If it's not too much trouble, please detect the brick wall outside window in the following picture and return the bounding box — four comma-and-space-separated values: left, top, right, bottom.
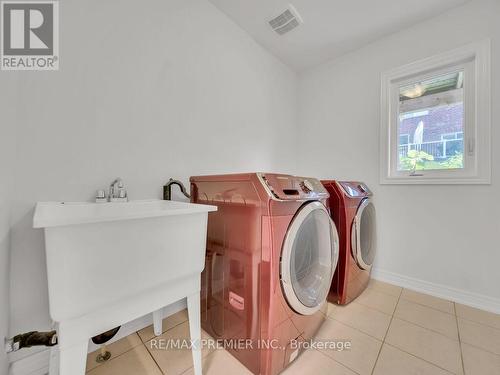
399, 103, 463, 142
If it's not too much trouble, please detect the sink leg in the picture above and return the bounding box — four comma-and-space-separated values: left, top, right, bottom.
153, 308, 163, 336
59, 341, 88, 375
48, 346, 59, 375
187, 293, 202, 375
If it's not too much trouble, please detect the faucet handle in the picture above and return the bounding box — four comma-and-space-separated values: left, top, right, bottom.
118, 188, 127, 199
109, 188, 128, 202
96, 190, 107, 203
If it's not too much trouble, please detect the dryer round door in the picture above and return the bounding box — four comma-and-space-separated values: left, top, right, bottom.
280, 201, 339, 316
351, 198, 376, 270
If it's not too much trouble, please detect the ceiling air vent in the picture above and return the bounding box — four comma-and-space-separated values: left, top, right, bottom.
268, 5, 303, 35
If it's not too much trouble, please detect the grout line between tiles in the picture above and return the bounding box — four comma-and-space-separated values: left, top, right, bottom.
455, 314, 500, 358
383, 342, 456, 375
455, 314, 500, 332
458, 338, 500, 358
385, 317, 465, 374
312, 348, 362, 375
328, 316, 387, 342
334, 283, 498, 375
399, 295, 456, 315
390, 315, 459, 342
454, 303, 466, 375
369, 284, 402, 375
326, 296, 397, 341
178, 349, 220, 375
327, 316, 385, 343
326, 300, 393, 343
398, 296, 455, 316
143, 342, 165, 375
373, 287, 462, 374
334, 299, 394, 317
366, 284, 403, 299
354, 298, 397, 316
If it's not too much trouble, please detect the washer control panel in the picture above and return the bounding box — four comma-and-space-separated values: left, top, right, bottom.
299, 180, 314, 193
259, 174, 329, 200
338, 181, 372, 197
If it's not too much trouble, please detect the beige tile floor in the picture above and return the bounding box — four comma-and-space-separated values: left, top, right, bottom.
85, 280, 500, 375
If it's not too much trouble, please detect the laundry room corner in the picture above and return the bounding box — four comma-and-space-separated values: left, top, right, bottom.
295, 0, 500, 311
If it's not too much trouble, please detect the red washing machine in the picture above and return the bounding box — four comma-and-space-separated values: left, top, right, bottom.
321, 181, 376, 305
190, 173, 339, 375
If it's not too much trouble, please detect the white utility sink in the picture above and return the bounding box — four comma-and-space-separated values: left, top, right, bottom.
34, 199, 216, 375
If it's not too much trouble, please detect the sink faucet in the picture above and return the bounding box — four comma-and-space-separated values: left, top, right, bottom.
109, 178, 128, 202
163, 178, 190, 200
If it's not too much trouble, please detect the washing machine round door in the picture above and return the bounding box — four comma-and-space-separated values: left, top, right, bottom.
351, 198, 376, 270
280, 201, 339, 315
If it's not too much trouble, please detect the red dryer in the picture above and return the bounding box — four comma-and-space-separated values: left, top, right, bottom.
321, 181, 376, 305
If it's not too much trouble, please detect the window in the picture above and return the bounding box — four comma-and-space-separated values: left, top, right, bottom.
380, 40, 491, 184
399, 134, 409, 145
397, 71, 465, 171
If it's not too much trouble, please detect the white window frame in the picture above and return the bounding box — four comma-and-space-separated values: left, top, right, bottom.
380, 40, 491, 184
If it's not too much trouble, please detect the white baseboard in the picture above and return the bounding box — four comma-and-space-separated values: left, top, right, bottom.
371, 268, 500, 314
8, 299, 187, 375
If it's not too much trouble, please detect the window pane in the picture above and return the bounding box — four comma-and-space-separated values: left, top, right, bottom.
397, 71, 464, 171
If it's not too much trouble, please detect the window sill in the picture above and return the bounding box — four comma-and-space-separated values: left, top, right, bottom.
380, 175, 491, 185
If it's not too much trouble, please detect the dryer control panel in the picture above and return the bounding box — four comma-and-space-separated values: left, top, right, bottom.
258, 173, 329, 201
338, 181, 372, 198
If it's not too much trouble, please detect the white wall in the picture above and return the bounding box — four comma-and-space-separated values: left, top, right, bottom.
0, 67, 20, 374
5, 0, 297, 363
297, 0, 500, 309
0, 73, 17, 375
0, 161, 11, 375
0, 207, 9, 375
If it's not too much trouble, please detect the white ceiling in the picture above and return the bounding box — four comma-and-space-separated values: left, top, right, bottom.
208, 0, 469, 71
